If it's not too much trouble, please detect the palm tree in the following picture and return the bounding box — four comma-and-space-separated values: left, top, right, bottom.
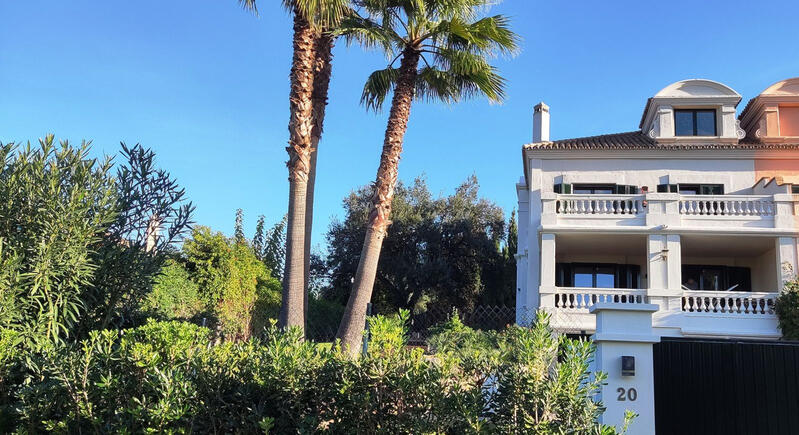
335, 0, 518, 354
304, 32, 336, 321
238, 0, 345, 333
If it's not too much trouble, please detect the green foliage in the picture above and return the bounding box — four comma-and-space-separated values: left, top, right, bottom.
261, 215, 287, 281
776, 279, 799, 340
491, 313, 608, 433
234, 208, 245, 245
3, 314, 628, 433
428, 310, 500, 373
142, 259, 204, 321
0, 136, 117, 343
366, 309, 409, 354
183, 226, 281, 340
339, 0, 519, 110
84, 142, 194, 332
0, 136, 193, 345
325, 176, 515, 313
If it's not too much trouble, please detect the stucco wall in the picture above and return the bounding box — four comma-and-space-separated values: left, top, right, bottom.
539, 158, 757, 194
779, 106, 799, 136
754, 159, 799, 185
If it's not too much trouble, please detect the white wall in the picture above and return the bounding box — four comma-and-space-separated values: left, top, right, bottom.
540, 158, 757, 194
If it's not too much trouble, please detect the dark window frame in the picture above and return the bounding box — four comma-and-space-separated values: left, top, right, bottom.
674, 109, 717, 136
556, 262, 641, 289
677, 184, 724, 195
572, 184, 616, 194
681, 264, 751, 292
557, 184, 639, 195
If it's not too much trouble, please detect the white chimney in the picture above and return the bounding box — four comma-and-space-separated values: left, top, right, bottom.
533, 102, 550, 142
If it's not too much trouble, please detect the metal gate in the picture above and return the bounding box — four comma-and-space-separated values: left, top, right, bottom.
653, 338, 799, 435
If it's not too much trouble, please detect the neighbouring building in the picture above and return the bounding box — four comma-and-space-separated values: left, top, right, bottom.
516, 78, 799, 339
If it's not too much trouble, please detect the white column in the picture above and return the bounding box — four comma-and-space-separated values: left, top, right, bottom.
647, 234, 681, 331
774, 194, 795, 229
522, 159, 543, 325
591, 303, 660, 435
776, 237, 798, 287
646, 234, 680, 293
516, 180, 530, 325
538, 233, 556, 323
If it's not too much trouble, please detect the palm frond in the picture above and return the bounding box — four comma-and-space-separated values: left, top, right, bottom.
237, 0, 258, 16
283, 0, 351, 29
336, 13, 400, 53
422, 48, 507, 103
361, 67, 400, 110
356, 0, 516, 108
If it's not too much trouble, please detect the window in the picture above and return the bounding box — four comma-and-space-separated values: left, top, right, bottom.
657, 184, 723, 194
792, 185, 799, 194
555, 184, 638, 194
676, 184, 724, 195
681, 265, 751, 291
556, 263, 640, 289
674, 109, 717, 136
573, 184, 615, 194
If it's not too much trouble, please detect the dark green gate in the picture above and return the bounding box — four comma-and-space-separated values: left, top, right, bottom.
653, 338, 799, 434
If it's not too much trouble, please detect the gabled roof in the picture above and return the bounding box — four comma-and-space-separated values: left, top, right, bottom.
524, 131, 799, 151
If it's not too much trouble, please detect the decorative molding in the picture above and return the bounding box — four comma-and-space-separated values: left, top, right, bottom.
735, 120, 746, 139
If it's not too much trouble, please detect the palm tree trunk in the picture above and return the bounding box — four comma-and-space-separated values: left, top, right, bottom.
337, 48, 420, 355
303, 34, 335, 324
279, 13, 317, 333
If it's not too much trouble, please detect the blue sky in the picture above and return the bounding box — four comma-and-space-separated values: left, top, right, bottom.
2, 0, 799, 252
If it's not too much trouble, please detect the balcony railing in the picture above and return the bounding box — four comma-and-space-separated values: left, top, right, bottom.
542, 192, 795, 229
550, 287, 647, 311
679, 195, 775, 217
555, 195, 644, 216
682, 290, 776, 316
541, 287, 780, 336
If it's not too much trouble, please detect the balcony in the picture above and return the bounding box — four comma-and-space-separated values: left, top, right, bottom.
534, 233, 782, 338
540, 287, 779, 337
541, 192, 798, 231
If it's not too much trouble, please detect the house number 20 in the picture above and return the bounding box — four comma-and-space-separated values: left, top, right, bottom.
616, 387, 637, 401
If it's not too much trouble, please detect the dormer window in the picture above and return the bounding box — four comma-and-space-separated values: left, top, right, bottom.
674, 109, 716, 136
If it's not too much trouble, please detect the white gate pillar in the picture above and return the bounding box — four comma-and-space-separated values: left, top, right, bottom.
590, 302, 660, 435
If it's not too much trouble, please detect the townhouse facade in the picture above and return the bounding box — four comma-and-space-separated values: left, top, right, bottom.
516, 78, 799, 339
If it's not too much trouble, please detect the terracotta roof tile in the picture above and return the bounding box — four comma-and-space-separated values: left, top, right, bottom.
524, 131, 799, 151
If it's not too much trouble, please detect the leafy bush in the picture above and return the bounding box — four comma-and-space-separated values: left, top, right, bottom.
2, 314, 630, 434
0, 137, 117, 343
776, 279, 799, 340
0, 136, 193, 344
183, 227, 281, 340
142, 259, 205, 320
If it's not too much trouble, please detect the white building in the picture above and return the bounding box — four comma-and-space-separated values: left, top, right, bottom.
516, 78, 799, 339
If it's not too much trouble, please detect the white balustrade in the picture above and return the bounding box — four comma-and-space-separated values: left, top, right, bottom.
681, 291, 776, 315
678, 195, 775, 217
551, 287, 647, 310
555, 195, 644, 216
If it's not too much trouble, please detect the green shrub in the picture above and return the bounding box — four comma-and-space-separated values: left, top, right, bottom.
0, 137, 117, 343
776, 279, 799, 340
0, 137, 193, 344
4, 314, 629, 434
142, 259, 205, 321
183, 227, 281, 340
